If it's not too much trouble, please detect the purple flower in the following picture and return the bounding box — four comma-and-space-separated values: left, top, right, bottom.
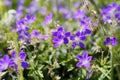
70, 31, 87, 48
11, 51, 28, 71
104, 37, 118, 46
73, 2, 81, 8
16, 14, 36, 44
26, 0, 40, 14
0, 51, 28, 72
24, 14, 36, 24
3, 0, 12, 7
80, 17, 91, 29
0, 55, 11, 72
30, 30, 49, 40
73, 9, 85, 20
39, 7, 47, 15
57, 5, 72, 19
42, 12, 53, 26
52, 26, 70, 48
15, 0, 25, 21
76, 51, 92, 69
101, 2, 120, 24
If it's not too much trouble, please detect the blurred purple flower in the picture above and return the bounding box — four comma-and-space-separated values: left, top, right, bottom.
11, 51, 28, 71
0, 55, 12, 72
73, 9, 85, 20
42, 12, 53, 26
31, 30, 49, 40
3, 0, 12, 7
70, 30, 91, 48
104, 37, 118, 46
27, 0, 40, 14
101, 2, 120, 24
24, 14, 36, 24
73, 2, 81, 8
52, 26, 70, 48
39, 7, 47, 15
76, 51, 92, 69
16, 0, 25, 21
16, 14, 36, 44
58, 5, 72, 19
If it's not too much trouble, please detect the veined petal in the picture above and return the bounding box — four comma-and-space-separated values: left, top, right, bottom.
63, 37, 69, 44
76, 62, 83, 67
79, 42, 85, 48
83, 51, 88, 58
76, 54, 82, 60
19, 52, 27, 60
21, 61, 29, 69
3, 55, 10, 61
88, 56, 92, 61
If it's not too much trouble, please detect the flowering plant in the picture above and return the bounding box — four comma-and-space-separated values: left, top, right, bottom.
0, 0, 120, 80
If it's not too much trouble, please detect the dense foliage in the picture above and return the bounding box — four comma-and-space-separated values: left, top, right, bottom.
0, 0, 120, 80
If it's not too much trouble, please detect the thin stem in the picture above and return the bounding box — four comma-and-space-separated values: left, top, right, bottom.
13, 33, 24, 80
109, 46, 114, 80
82, 0, 107, 36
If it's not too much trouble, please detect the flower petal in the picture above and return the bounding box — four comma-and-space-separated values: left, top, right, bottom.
21, 61, 29, 69
84, 62, 90, 69
19, 52, 27, 60
79, 42, 85, 48
88, 56, 92, 61
76, 54, 82, 60
83, 51, 88, 58
76, 62, 83, 67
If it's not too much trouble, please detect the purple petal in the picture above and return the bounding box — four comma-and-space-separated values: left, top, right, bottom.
31, 30, 40, 37
76, 54, 82, 60
57, 26, 64, 32
88, 56, 92, 61
76, 62, 83, 67
72, 42, 77, 48
3, 55, 10, 61
9, 60, 15, 67
0, 67, 5, 72
85, 29, 91, 34
111, 37, 117, 46
79, 42, 85, 48
26, 14, 31, 20
117, 6, 120, 11
54, 43, 61, 48
83, 51, 88, 58
19, 52, 27, 60
65, 32, 71, 37
84, 62, 90, 69
104, 37, 110, 45
80, 36, 86, 41
39, 35, 49, 40
63, 37, 69, 44
42, 21, 47, 26
52, 31, 58, 36
0, 59, 3, 65
31, 15, 36, 22
70, 35, 75, 40
52, 38, 59, 43
76, 31, 81, 36
21, 61, 29, 69
57, 33, 64, 39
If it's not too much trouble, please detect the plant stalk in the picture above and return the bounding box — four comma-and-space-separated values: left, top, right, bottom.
109, 46, 114, 80
13, 33, 24, 80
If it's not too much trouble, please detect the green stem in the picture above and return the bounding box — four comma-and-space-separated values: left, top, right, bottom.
13, 33, 24, 80
109, 46, 114, 80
